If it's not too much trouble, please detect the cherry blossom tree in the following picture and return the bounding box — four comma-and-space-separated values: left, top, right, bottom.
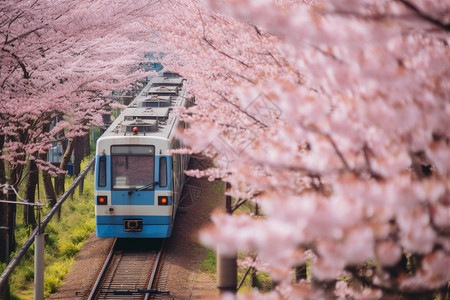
1, 0, 448, 298
1, 0, 158, 170
0, 1, 158, 295
149, 0, 450, 298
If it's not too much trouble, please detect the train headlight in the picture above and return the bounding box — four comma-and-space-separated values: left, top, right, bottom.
158, 196, 169, 205
97, 196, 107, 205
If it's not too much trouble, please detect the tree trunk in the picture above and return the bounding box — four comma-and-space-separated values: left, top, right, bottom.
1, 129, 26, 259
0, 158, 9, 300
73, 136, 84, 177
84, 131, 91, 157
0, 134, 9, 263
6, 130, 26, 253
39, 152, 57, 207
39, 123, 58, 207
7, 172, 17, 254
0, 201, 8, 262
23, 157, 38, 227
55, 139, 74, 195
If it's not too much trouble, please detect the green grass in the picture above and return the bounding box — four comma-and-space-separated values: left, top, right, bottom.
201, 248, 217, 277
209, 180, 224, 195
8, 156, 96, 299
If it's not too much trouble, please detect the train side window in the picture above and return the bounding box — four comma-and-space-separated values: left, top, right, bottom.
159, 157, 167, 187
98, 156, 107, 187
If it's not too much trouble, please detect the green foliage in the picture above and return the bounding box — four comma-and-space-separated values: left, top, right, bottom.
252, 272, 272, 291
44, 261, 73, 297
9, 155, 96, 299
201, 248, 217, 276
45, 231, 58, 249
59, 240, 82, 258
235, 251, 274, 294
90, 127, 102, 153
44, 277, 59, 297
237, 266, 272, 294
209, 181, 224, 195
9, 294, 24, 300
70, 221, 95, 245
235, 199, 259, 215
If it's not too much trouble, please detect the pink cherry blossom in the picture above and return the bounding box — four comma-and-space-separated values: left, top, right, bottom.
148, 0, 450, 297
2, 0, 449, 298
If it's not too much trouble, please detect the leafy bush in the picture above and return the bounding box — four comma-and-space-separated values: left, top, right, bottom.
59, 240, 82, 258
70, 222, 94, 245
45, 261, 72, 296
44, 276, 60, 296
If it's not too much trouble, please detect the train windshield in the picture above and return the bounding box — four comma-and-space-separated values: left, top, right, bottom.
111, 145, 155, 190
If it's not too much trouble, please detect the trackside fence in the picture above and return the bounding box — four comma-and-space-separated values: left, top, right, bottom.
0, 157, 96, 289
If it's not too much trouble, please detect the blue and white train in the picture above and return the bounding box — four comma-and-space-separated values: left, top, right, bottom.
94, 72, 191, 238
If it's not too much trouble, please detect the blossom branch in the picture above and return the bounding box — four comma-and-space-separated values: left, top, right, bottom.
202, 37, 250, 68
397, 0, 450, 32
216, 92, 268, 128
1, 48, 30, 79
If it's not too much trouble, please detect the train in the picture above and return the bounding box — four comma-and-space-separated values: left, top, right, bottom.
94, 72, 191, 238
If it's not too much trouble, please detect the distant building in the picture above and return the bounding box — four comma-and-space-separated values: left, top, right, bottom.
47, 143, 74, 175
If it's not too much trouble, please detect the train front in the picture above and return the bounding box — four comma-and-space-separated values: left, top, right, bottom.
94, 135, 173, 238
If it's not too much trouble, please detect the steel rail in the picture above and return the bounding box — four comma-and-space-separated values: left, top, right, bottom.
87, 238, 117, 300
88, 240, 168, 299
144, 239, 167, 300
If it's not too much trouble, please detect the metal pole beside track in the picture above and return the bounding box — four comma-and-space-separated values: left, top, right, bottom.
217, 182, 237, 295
34, 225, 44, 300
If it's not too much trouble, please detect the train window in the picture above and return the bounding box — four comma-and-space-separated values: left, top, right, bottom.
159, 157, 167, 187
111, 145, 155, 190
98, 156, 107, 187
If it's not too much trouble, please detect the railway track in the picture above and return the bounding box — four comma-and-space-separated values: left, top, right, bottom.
88, 238, 168, 300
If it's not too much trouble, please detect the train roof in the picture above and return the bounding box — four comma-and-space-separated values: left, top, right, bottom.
151, 76, 185, 87
147, 85, 179, 96
123, 107, 171, 120
100, 74, 187, 141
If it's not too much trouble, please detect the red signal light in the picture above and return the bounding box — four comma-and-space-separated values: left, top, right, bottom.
97, 196, 107, 205
133, 126, 138, 133
158, 196, 169, 205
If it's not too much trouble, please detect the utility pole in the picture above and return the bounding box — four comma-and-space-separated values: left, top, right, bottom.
217, 182, 237, 295
35, 206, 44, 300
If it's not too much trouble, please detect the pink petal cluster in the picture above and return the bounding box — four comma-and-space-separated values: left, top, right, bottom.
1, 0, 157, 170
147, 0, 450, 297
3, 0, 449, 298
